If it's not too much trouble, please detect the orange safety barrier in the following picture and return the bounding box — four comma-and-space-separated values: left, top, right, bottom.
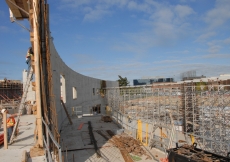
77, 123, 84, 130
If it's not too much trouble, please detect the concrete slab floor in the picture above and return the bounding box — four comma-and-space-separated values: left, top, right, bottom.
60, 115, 162, 162
0, 114, 46, 162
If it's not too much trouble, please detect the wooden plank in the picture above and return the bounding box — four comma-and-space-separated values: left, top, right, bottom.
22, 0, 28, 14
5, 0, 22, 18
60, 100, 73, 125
21, 150, 28, 162
110, 137, 134, 162
29, 9, 34, 27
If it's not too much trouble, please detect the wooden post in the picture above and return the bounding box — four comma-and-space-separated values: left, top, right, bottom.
61, 100, 72, 125
3, 111, 8, 149
33, 0, 43, 147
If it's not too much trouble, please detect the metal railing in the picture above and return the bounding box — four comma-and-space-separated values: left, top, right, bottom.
42, 117, 62, 162
106, 81, 230, 156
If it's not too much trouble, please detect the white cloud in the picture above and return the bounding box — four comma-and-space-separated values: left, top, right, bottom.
208, 44, 221, 54
83, 9, 111, 22
153, 63, 230, 79
166, 50, 190, 54
151, 7, 174, 22
179, 0, 196, 2
72, 54, 103, 64
127, 1, 153, 13
174, 5, 195, 19
205, 37, 230, 54
72, 59, 149, 81
111, 2, 195, 52
202, 54, 230, 59
59, 0, 195, 49
60, 0, 130, 22
223, 37, 230, 44
0, 26, 10, 32
60, 0, 92, 8
195, 32, 216, 42
195, 64, 230, 77
204, 0, 230, 28
154, 60, 181, 64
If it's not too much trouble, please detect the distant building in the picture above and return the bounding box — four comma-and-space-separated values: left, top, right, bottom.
182, 75, 206, 81
133, 78, 174, 86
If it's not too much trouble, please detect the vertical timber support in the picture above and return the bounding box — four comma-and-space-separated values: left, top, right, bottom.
3, 111, 8, 149
33, 0, 43, 147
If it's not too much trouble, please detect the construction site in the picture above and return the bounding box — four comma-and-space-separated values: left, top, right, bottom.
0, 78, 22, 109
0, 0, 230, 162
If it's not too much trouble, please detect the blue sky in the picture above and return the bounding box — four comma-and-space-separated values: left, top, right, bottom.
0, 0, 230, 84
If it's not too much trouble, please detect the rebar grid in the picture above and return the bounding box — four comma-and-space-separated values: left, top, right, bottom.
106, 81, 230, 156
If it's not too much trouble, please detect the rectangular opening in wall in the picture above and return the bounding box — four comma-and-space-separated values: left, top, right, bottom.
73, 87, 77, 99
93, 88, 95, 95
60, 74, 66, 103
96, 88, 99, 95
100, 80, 106, 97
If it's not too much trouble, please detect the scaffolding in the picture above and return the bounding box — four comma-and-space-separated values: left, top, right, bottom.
0, 79, 23, 102
0, 79, 22, 112
106, 79, 230, 156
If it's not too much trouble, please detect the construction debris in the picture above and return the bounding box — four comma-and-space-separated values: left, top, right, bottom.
109, 135, 152, 161
167, 143, 230, 162
101, 115, 112, 122
29, 147, 45, 157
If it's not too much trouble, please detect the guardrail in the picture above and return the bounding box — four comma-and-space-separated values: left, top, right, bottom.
42, 117, 62, 162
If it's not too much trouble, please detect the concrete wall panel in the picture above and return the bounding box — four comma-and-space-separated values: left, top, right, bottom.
49, 38, 118, 131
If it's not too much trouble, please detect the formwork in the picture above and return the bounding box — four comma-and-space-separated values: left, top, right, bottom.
0, 79, 23, 101
106, 79, 230, 156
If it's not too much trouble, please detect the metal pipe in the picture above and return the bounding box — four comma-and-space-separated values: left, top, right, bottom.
43, 135, 52, 162
42, 118, 60, 149
12, 18, 30, 32
42, 118, 62, 162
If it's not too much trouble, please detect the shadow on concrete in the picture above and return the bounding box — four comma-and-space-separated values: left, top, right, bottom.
60, 115, 125, 162
13, 134, 34, 143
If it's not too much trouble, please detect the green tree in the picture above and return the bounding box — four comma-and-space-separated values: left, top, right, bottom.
118, 75, 129, 86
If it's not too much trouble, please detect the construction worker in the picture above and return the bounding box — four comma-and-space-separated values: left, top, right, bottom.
1, 109, 18, 143
26, 47, 33, 64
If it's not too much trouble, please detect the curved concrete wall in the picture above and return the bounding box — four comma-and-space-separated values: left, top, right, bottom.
49, 38, 118, 131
